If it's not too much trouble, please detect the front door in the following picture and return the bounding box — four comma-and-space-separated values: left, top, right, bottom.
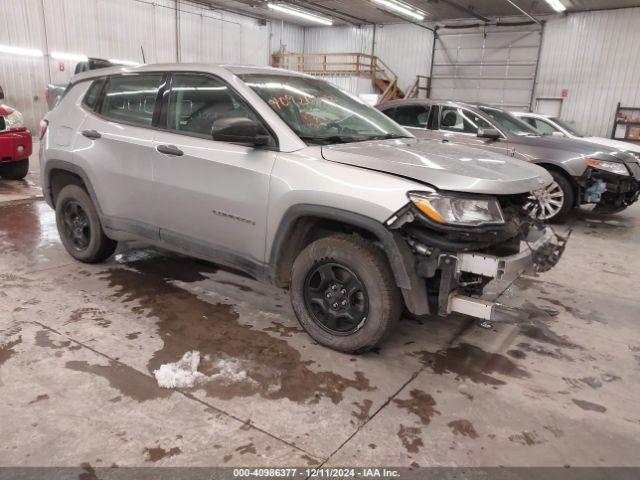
150, 72, 277, 267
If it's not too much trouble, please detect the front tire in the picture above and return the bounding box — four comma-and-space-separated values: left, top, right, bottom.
0, 158, 29, 180
55, 184, 117, 263
290, 234, 402, 353
524, 170, 574, 223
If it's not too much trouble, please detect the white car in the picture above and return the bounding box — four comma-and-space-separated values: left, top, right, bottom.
512, 111, 640, 159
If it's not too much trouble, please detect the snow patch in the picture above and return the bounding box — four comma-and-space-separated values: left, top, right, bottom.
154, 351, 255, 389
154, 351, 205, 389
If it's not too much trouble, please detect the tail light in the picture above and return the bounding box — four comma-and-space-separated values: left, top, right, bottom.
39, 119, 49, 140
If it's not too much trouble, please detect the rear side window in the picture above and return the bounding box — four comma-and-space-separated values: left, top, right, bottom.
388, 105, 431, 128
100, 74, 164, 127
83, 78, 106, 111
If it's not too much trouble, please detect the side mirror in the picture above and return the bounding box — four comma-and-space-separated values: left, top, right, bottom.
477, 128, 501, 140
212, 117, 270, 146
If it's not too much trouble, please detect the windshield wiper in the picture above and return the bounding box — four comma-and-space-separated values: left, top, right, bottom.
366, 134, 412, 141
298, 135, 355, 145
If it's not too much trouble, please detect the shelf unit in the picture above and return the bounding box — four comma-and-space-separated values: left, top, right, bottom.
611, 102, 640, 143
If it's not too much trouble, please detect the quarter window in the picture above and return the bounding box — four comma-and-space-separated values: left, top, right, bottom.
440, 107, 492, 134
387, 105, 431, 128
100, 74, 164, 127
83, 78, 106, 112
167, 73, 262, 138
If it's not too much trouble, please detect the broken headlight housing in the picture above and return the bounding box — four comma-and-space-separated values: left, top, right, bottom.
408, 192, 505, 227
586, 158, 629, 176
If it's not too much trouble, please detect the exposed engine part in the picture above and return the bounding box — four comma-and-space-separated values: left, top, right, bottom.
583, 179, 607, 203
406, 236, 432, 256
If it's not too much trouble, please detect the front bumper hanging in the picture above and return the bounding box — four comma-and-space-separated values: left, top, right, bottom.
445, 225, 568, 321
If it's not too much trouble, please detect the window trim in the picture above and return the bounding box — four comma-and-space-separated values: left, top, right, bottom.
81, 78, 108, 112
158, 71, 279, 151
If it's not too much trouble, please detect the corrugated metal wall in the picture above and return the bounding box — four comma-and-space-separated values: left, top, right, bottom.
534, 7, 640, 137
0, 0, 302, 132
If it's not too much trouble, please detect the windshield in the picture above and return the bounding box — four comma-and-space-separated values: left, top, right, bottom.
479, 107, 539, 136
239, 74, 411, 145
551, 117, 584, 137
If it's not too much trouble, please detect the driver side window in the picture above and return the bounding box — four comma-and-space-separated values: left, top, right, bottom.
439, 107, 491, 134
167, 73, 260, 137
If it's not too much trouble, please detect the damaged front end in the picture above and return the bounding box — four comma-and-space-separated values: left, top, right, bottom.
580, 157, 640, 213
386, 191, 568, 323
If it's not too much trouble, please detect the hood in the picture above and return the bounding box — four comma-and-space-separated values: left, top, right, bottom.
512, 134, 636, 162
583, 136, 640, 156
322, 138, 552, 195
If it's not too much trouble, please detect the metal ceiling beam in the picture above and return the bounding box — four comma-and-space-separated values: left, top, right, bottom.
505, 0, 542, 24
287, 0, 372, 25
368, 1, 436, 31
438, 0, 491, 22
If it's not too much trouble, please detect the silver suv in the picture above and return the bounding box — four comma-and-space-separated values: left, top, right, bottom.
377, 99, 640, 222
40, 64, 566, 353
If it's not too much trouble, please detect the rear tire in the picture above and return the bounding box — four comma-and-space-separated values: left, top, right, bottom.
0, 158, 29, 180
55, 184, 117, 263
290, 234, 402, 353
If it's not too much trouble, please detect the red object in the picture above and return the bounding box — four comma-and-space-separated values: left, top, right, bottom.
0, 128, 33, 164
561, 89, 569, 98
59, 61, 65, 72
0, 105, 15, 116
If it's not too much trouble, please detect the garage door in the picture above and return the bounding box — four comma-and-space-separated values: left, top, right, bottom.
430, 25, 542, 111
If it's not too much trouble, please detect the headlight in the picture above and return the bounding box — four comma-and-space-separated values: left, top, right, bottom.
586, 158, 629, 176
5, 109, 24, 129
408, 192, 505, 226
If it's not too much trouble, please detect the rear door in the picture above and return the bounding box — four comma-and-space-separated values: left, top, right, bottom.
76, 73, 165, 239
429, 105, 509, 156
150, 72, 277, 266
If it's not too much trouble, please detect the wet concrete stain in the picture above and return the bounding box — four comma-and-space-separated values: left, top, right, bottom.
65, 360, 172, 402
519, 322, 581, 350
236, 443, 257, 455
416, 343, 530, 386
447, 419, 479, 439
543, 425, 564, 438
0, 201, 59, 257
368, 443, 377, 449
100, 264, 375, 404
217, 280, 256, 293
507, 349, 526, 359
393, 390, 440, 425
579, 376, 603, 389
27, 394, 50, 405
509, 431, 543, 446
0, 338, 21, 366
516, 342, 571, 360
35, 330, 71, 349
572, 399, 607, 413
300, 454, 318, 466
126, 332, 141, 340
144, 446, 182, 462
351, 399, 373, 425
397, 425, 423, 453
68, 308, 111, 328
262, 321, 303, 338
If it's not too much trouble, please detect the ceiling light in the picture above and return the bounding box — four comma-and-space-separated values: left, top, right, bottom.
108, 58, 140, 66
545, 0, 566, 12
51, 52, 88, 62
371, 0, 425, 21
0, 45, 43, 57
267, 3, 333, 25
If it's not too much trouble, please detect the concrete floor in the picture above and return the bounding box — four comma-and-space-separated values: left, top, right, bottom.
1, 149, 639, 468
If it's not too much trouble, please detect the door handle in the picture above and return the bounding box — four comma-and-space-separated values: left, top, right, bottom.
156, 144, 184, 156
81, 129, 101, 139
442, 138, 449, 143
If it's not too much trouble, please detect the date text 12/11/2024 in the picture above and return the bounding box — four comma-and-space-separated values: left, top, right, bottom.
233, 468, 401, 478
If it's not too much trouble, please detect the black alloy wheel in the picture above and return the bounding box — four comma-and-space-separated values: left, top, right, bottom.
303, 262, 369, 335
61, 200, 91, 251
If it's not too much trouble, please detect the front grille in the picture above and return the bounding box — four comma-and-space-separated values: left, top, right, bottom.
627, 162, 640, 181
